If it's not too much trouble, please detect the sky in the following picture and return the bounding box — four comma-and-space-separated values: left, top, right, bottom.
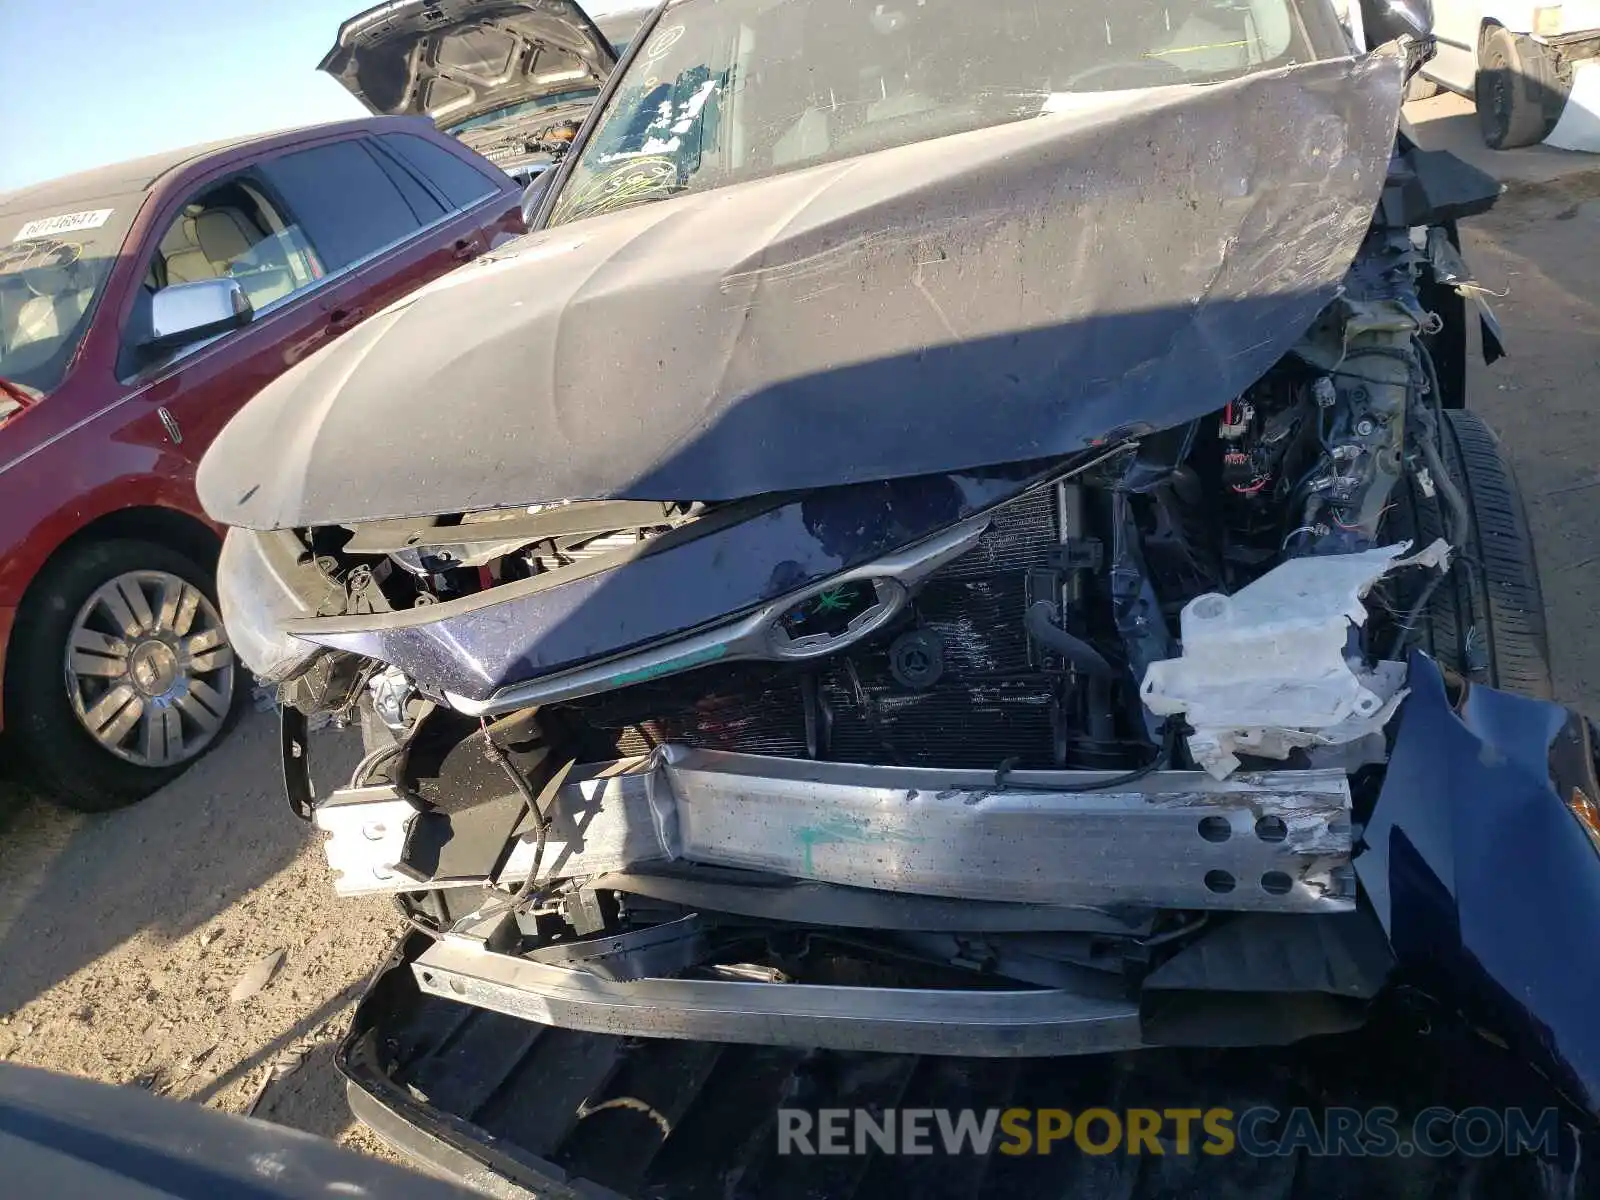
0, 0, 646, 194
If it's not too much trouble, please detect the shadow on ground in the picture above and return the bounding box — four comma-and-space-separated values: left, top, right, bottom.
0, 712, 361, 1016
1405, 91, 1599, 187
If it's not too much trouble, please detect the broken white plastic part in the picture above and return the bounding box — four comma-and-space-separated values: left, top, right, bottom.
1141, 540, 1450, 779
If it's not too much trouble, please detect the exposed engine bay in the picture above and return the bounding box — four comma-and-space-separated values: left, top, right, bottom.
304, 344, 1450, 781
449, 108, 588, 183
197, 31, 1600, 1174
218, 136, 1572, 1070
271, 150, 1494, 785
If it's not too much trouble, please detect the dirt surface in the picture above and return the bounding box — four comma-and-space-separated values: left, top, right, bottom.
1406, 91, 1600, 186
0, 130, 1597, 1179
0, 715, 404, 1160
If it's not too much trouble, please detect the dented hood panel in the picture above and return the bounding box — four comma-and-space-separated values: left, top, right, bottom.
200, 54, 1404, 531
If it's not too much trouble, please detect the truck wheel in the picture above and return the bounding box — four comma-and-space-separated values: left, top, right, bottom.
1477, 26, 1560, 149
1394, 410, 1553, 698
5, 539, 243, 812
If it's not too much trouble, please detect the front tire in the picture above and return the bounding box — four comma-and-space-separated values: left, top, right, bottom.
5, 538, 243, 812
1477, 27, 1561, 150
1395, 410, 1553, 698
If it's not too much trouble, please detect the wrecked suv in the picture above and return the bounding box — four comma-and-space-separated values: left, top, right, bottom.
201, 0, 1600, 1192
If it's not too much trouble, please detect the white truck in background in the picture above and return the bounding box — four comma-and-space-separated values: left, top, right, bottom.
1409, 1, 1600, 149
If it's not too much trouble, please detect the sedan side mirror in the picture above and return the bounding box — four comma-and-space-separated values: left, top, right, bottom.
1364, 0, 1434, 44
143, 278, 253, 354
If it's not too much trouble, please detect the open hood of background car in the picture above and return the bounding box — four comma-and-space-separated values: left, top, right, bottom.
201, 54, 1405, 531
319, 0, 616, 128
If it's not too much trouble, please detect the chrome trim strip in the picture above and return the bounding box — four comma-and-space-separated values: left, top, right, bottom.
443, 517, 992, 716
319, 749, 1355, 913
411, 936, 1145, 1057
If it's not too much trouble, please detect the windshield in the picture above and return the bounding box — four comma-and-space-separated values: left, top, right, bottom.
446, 89, 602, 135
0, 194, 141, 394
552, 0, 1335, 226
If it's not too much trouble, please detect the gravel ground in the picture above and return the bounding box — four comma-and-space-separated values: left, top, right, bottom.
0, 146, 1597, 1174
0, 715, 403, 1158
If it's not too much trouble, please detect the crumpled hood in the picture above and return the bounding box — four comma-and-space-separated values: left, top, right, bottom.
200, 54, 1404, 532
319, 0, 614, 127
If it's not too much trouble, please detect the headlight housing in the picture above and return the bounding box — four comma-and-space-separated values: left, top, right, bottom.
216, 528, 336, 682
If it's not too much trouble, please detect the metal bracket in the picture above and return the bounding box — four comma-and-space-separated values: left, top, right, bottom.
280, 706, 315, 821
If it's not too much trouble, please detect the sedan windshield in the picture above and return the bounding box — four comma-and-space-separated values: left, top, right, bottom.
0, 195, 141, 394
551, 0, 1340, 226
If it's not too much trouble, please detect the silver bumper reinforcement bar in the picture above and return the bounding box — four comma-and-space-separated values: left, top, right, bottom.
412, 935, 1146, 1057
319, 747, 1354, 913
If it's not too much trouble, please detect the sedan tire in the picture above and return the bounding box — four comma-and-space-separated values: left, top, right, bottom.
5, 538, 244, 812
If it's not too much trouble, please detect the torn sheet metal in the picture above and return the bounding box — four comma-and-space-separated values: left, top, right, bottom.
318, 747, 1355, 912
1362, 654, 1600, 1115
284, 470, 1038, 705
1141, 541, 1449, 778
200, 54, 1405, 529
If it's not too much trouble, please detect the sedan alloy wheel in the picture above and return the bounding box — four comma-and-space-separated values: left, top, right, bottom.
63, 569, 236, 767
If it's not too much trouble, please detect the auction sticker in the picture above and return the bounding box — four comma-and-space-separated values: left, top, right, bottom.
12, 209, 112, 241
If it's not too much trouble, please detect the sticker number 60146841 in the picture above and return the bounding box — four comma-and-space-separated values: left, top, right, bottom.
12, 209, 113, 242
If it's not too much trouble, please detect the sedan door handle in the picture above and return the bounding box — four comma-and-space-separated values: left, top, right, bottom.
327, 306, 367, 332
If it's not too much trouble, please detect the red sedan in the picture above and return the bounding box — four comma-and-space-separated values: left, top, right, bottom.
0, 116, 524, 810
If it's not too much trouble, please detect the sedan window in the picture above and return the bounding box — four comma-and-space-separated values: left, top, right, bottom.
119, 175, 326, 379
146, 179, 323, 316
378, 133, 507, 210
258, 139, 426, 271
0, 194, 141, 394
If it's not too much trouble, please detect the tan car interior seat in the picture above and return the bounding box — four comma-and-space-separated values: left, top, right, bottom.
161, 207, 256, 283
159, 204, 296, 310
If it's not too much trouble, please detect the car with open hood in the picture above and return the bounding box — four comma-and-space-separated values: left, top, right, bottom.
0, 118, 524, 811
202, 1, 1600, 1193
320, 0, 632, 185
